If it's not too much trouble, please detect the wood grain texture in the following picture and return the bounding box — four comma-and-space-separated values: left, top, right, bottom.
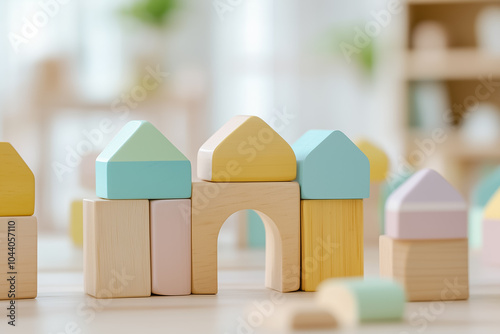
150, 199, 191, 296
292, 130, 370, 199
70, 200, 83, 247
379, 235, 469, 302
317, 278, 405, 327
191, 181, 300, 294
0, 216, 37, 300
197, 115, 296, 182
96, 120, 191, 199
84, 199, 151, 298
0, 143, 35, 216
269, 302, 338, 330
301, 199, 364, 292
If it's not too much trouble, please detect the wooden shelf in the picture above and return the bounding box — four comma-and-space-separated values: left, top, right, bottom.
408, 0, 500, 5
405, 49, 500, 80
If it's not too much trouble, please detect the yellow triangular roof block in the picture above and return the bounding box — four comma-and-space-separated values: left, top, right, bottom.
484, 187, 500, 220
356, 139, 389, 182
198, 115, 296, 181
0, 143, 35, 216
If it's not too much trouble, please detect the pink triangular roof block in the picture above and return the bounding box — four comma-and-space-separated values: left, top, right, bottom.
385, 169, 468, 240
386, 169, 466, 212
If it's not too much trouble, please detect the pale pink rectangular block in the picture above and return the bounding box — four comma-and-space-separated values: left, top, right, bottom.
385, 210, 467, 240
150, 199, 191, 295
483, 220, 500, 265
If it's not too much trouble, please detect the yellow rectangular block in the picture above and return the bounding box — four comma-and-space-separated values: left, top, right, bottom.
301, 200, 363, 292
70, 200, 83, 247
84, 199, 151, 298
0, 216, 37, 300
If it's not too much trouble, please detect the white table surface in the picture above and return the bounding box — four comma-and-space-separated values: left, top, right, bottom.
1, 235, 500, 334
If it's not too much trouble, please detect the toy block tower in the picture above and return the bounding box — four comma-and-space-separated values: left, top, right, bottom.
292, 130, 370, 292
355, 139, 389, 245
84, 120, 192, 298
380, 169, 469, 302
482, 187, 500, 265
0, 143, 37, 300
470, 167, 500, 249
193, 115, 300, 294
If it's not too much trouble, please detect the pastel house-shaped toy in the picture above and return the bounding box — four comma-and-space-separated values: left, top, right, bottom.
96, 120, 191, 199
378, 172, 413, 234
380, 169, 469, 302
482, 187, 500, 265
0, 143, 37, 300
197, 115, 296, 182
356, 139, 389, 244
293, 130, 370, 291
470, 167, 500, 248
192, 115, 300, 295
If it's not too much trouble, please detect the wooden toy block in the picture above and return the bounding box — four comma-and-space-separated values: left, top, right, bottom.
316, 278, 405, 327
150, 199, 191, 295
96, 120, 191, 199
379, 235, 469, 302
482, 187, 500, 265
69, 199, 83, 247
191, 181, 300, 294
470, 167, 500, 248
84, 199, 151, 298
197, 115, 296, 182
385, 169, 467, 240
79, 152, 99, 190
292, 130, 370, 199
356, 139, 389, 244
0, 143, 35, 216
301, 199, 363, 292
356, 139, 389, 183
269, 302, 337, 330
0, 216, 37, 300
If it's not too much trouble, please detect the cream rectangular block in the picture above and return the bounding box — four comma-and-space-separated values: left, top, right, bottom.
84, 199, 151, 298
379, 235, 469, 302
150, 199, 191, 295
0, 216, 37, 300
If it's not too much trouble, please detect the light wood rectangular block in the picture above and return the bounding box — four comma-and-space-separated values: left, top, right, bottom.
150, 199, 191, 295
192, 181, 300, 294
84, 199, 151, 298
379, 235, 469, 302
301, 199, 364, 292
0, 216, 37, 300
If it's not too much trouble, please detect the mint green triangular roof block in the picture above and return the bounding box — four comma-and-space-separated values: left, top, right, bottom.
96, 120, 191, 199
471, 166, 500, 206
292, 130, 370, 199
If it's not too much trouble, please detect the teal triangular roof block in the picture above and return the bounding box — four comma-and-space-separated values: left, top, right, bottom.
96, 120, 191, 199
292, 130, 370, 199
471, 167, 500, 207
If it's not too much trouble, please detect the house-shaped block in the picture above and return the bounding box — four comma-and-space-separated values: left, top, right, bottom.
96, 120, 191, 199
385, 169, 467, 240
0, 142, 35, 216
197, 115, 296, 182
380, 169, 469, 302
292, 130, 370, 199
483, 187, 500, 265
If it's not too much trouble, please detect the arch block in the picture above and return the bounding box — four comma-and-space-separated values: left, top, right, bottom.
197, 115, 297, 182
0, 143, 35, 216
96, 121, 191, 199
292, 130, 370, 200
191, 181, 300, 294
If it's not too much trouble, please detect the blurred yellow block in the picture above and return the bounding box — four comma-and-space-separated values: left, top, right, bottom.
70, 200, 83, 246
0, 143, 35, 216
356, 139, 389, 182
301, 199, 364, 291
